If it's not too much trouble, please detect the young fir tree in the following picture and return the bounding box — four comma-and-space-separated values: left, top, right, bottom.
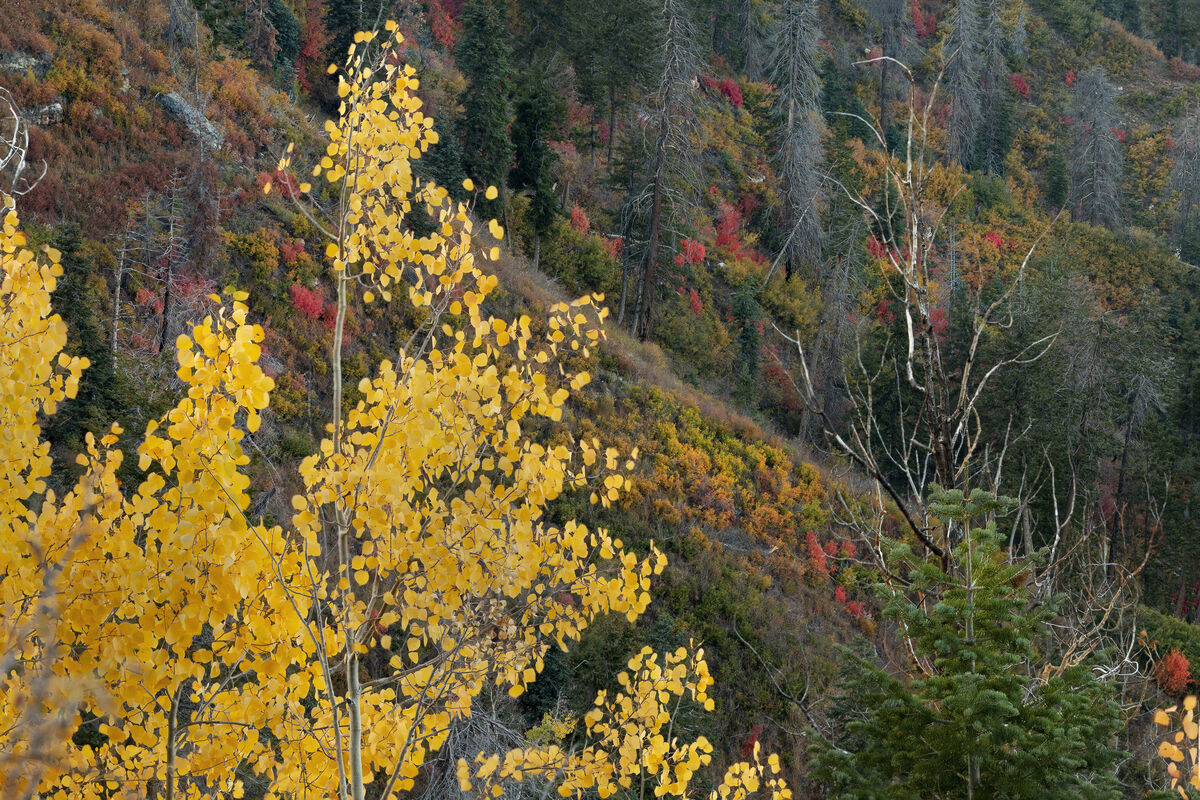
1069, 66, 1124, 228
808, 487, 1124, 800
768, 0, 825, 281
457, 0, 514, 219
509, 68, 564, 267
1045, 146, 1069, 209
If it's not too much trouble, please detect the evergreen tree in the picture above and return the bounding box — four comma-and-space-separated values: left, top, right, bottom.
422, 115, 470, 202
509, 68, 564, 267
733, 282, 761, 404
324, 0, 388, 72
1045, 146, 1069, 209
563, 0, 657, 162
862, 0, 913, 141
633, 0, 701, 341
45, 224, 120, 472
821, 58, 874, 142
808, 487, 1125, 800
269, 0, 300, 85
768, 0, 825, 281
974, 0, 1012, 175
1069, 66, 1124, 228
457, 0, 514, 219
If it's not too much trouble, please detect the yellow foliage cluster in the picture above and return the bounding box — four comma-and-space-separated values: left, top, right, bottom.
459, 645, 790, 800
0, 26, 789, 800
1156, 696, 1200, 797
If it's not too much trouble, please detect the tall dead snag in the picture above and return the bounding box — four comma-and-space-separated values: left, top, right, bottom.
768, 0, 825, 282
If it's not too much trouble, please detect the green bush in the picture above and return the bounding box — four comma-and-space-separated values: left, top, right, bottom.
1141, 604, 1200, 679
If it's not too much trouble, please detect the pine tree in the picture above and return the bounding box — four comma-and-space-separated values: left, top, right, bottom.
1045, 146, 1069, 209
862, 0, 912, 143
457, 0, 514, 218
821, 58, 874, 142
1069, 66, 1124, 228
974, 0, 1013, 175
808, 487, 1125, 800
509, 68, 564, 267
768, 0, 825, 281
563, 0, 657, 162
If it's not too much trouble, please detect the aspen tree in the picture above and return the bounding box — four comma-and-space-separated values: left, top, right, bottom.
0, 28, 790, 800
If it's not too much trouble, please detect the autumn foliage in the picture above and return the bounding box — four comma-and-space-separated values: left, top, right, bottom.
0, 26, 791, 800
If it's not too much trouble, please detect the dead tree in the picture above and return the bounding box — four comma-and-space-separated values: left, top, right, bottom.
1171, 104, 1200, 257
780, 59, 1058, 566
768, 0, 826, 282
1069, 66, 1124, 228
0, 88, 47, 203
943, 0, 982, 168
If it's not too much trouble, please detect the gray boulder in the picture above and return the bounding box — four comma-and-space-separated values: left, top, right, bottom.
158, 91, 223, 150
26, 100, 62, 126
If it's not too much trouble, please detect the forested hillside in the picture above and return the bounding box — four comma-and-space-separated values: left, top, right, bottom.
3, 0, 1200, 797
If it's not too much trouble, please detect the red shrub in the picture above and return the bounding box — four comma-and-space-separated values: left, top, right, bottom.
603, 236, 624, 260
843, 600, 868, 620
321, 301, 339, 330
1110, 127, 1126, 143
910, 0, 938, 37
740, 723, 763, 760
718, 78, 743, 108
715, 202, 742, 251
805, 530, 829, 579
1156, 649, 1191, 696
681, 238, 706, 265
929, 307, 949, 342
1008, 73, 1031, 100
875, 297, 896, 325
688, 288, 703, 314
290, 283, 324, 319
569, 205, 590, 234
984, 231, 1003, 249
429, 0, 460, 49
1065, 69, 1076, 86
1169, 57, 1200, 80
280, 238, 306, 265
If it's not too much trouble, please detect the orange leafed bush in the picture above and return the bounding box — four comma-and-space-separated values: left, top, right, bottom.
1158, 648, 1192, 696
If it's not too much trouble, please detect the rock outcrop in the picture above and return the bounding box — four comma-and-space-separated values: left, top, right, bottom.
26, 100, 63, 126
158, 91, 223, 150
0, 51, 51, 79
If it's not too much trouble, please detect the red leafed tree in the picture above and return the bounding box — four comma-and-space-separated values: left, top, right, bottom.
297, 0, 329, 94
569, 205, 590, 234
1008, 73, 1030, 100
